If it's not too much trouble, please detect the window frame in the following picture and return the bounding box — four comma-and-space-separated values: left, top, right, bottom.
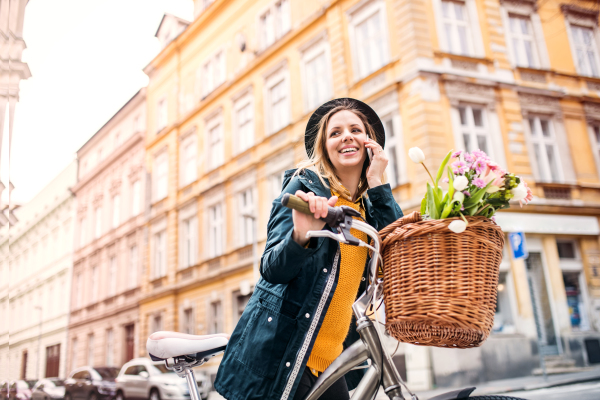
111, 194, 120, 229
152, 222, 168, 280
179, 132, 198, 187
153, 151, 169, 202
299, 33, 333, 112
566, 23, 600, 78
205, 112, 225, 170
156, 97, 168, 133
432, 0, 484, 58
129, 245, 138, 289
588, 122, 600, 179
179, 204, 198, 270
347, 0, 391, 80
525, 114, 565, 183
237, 187, 255, 248
264, 64, 291, 135
207, 202, 225, 259
232, 89, 255, 155
257, 0, 291, 51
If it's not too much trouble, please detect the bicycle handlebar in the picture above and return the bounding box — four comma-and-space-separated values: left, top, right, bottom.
281, 193, 333, 217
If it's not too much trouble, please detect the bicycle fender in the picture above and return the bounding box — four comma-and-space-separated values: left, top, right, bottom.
427, 387, 476, 400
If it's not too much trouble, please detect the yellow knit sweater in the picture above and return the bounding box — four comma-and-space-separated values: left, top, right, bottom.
306, 192, 368, 373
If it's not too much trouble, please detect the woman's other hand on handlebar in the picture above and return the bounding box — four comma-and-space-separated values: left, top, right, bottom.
291, 190, 338, 246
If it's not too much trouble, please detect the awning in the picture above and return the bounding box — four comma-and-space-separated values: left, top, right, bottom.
495, 212, 600, 235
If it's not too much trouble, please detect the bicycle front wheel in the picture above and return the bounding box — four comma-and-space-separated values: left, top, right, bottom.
468, 396, 528, 400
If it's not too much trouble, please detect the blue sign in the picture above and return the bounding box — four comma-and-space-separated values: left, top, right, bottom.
509, 232, 528, 260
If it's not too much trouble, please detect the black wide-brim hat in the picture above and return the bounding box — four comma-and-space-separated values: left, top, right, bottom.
304, 98, 385, 158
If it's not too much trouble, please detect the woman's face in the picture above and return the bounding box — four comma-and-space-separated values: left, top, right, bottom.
325, 110, 368, 172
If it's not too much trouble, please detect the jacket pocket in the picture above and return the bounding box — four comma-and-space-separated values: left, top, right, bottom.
233, 300, 297, 379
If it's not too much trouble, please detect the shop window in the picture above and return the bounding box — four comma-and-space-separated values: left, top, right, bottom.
493, 272, 515, 333
562, 272, 589, 330
557, 241, 576, 259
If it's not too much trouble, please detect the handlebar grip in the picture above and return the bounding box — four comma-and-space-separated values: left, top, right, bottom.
281, 193, 313, 215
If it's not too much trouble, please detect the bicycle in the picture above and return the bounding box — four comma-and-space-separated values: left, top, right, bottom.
146, 194, 526, 400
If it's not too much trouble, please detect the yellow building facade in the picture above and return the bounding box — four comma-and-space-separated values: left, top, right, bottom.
140, 0, 600, 389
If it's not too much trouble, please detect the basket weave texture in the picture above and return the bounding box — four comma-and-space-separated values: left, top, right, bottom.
379, 211, 505, 348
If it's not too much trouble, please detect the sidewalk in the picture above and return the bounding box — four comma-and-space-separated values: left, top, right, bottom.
410, 367, 600, 399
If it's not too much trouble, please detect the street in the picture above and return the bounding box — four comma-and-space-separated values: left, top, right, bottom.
504, 381, 600, 400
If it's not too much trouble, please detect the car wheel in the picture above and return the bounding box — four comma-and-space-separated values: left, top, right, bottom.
149, 389, 160, 400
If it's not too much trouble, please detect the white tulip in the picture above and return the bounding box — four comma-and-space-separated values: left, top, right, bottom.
408, 147, 425, 164
448, 220, 467, 233
453, 176, 469, 191
511, 183, 527, 201
453, 191, 465, 203
487, 185, 500, 194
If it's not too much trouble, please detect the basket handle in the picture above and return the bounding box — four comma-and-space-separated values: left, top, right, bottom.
379, 211, 421, 241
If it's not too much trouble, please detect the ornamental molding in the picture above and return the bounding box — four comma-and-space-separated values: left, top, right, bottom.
583, 102, 600, 123
560, 4, 599, 26
109, 179, 122, 196
444, 80, 497, 110
500, 0, 537, 14
128, 164, 144, 182
518, 92, 562, 117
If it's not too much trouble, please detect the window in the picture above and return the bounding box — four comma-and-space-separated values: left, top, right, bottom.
129, 246, 138, 289
570, 25, 600, 77
202, 51, 226, 97
131, 180, 141, 216
528, 116, 562, 182
153, 230, 167, 279
75, 273, 82, 309
557, 241, 577, 259
493, 272, 515, 333
94, 207, 102, 239
182, 308, 194, 334
208, 203, 224, 258
79, 218, 86, 248
591, 124, 600, 172
440, 0, 474, 56
111, 194, 120, 228
87, 334, 94, 366
180, 136, 197, 186
383, 116, 400, 188
108, 256, 117, 297
268, 171, 285, 200
157, 98, 168, 132
105, 329, 114, 366
457, 105, 490, 154
71, 338, 78, 370
208, 300, 223, 334
154, 153, 168, 201
563, 272, 590, 330
350, 3, 389, 78
265, 69, 290, 135
91, 266, 99, 303
301, 39, 332, 111
207, 118, 224, 170
259, 0, 290, 50
507, 15, 539, 68
151, 314, 163, 333
238, 188, 255, 247
233, 95, 254, 154
180, 216, 198, 269
233, 291, 252, 324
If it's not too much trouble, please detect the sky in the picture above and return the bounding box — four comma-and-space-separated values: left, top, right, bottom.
11, 0, 194, 204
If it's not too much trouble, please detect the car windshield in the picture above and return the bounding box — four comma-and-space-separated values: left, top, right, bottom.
48, 380, 65, 387
150, 364, 172, 374
94, 368, 119, 380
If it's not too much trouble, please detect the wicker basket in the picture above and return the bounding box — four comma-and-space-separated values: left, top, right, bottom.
379, 211, 505, 348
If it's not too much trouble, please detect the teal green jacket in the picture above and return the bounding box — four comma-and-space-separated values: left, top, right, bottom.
214, 168, 403, 400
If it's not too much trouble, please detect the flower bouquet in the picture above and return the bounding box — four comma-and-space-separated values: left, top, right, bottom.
379, 148, 532, 348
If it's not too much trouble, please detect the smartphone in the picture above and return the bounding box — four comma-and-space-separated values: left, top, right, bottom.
367, 148, 373, 163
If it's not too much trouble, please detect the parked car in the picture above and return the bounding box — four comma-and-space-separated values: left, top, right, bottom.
115, 358, 209, 400
9, 381, 33, 400
31, 379, 65, 400
64, 367, 119, 400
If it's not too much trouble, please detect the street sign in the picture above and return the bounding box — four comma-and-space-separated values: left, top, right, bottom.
509, 231, 528, 260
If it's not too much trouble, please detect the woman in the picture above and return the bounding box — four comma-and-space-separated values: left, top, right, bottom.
214, 98, 403, 400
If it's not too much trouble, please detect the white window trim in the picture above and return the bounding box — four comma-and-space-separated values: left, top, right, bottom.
500, 2, 550, 69
523, 114, 565, 183
156, 96, 168, 133
201, 48, 227, 99
587, 122, 600, 180
179, 130, 198, 187
232, 88, 255, 155
562, 6, 600, 78
432, 0, 485, 58
153, 150, 169, 202
235, 186, 257, 248
205, 110, 225, 171
151, 218, 168, 280
347, 0, 392, 81
263, 62, 291, 135
299, 31, 333, 112
179, 202, 198, 269
204, 189, 227, 260
256, 0, 291, 52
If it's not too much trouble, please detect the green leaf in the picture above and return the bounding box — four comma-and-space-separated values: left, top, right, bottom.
433, 186, 443, 217
447, 166, 455, 200
464, 181, 494, 207
420, 195, 427, 215
441, 202, 453, 219
435, 150, 453, 187
427, 183, 439, 219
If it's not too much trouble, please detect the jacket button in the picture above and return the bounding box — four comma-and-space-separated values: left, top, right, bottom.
309, 180, 313, 183
305, 313, 310, 318
362, 277, 366, 281
268, 317, 272, 322
323, 268, 327, 273
286, 362, 290, 367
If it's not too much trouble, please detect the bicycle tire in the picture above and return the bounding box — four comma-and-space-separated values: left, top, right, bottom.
467, 396, 527, 400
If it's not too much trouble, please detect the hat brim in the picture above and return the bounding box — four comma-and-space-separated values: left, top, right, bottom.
304, 98, 385, 158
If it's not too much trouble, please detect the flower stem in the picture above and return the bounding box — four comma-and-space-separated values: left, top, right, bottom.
459, 211, 468, 226
421, 163, 435, 185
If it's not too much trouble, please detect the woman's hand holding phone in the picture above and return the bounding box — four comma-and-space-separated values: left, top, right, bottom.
364, 138, 387, 188
291, 190, 338, 246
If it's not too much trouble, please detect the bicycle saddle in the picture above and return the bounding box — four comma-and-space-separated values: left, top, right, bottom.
147, 331, 229, 361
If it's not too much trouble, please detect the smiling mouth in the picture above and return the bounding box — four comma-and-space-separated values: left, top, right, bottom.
340, 147, 359, 154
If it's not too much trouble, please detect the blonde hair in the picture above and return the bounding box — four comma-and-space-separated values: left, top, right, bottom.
296, 99, 382, 201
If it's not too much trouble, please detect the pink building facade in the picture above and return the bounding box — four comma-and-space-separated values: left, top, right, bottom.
68, 89, 147, 370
